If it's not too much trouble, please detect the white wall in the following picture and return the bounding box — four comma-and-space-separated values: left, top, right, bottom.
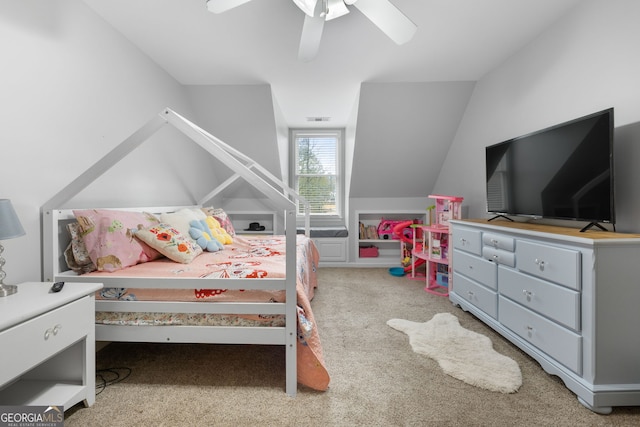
434, 0, 640, 232
183, 84, 281, 204
350, 81, 475, 198
0, 0, 197, 284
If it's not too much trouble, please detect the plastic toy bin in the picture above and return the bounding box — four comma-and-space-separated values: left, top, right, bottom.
359, 245, 379, 257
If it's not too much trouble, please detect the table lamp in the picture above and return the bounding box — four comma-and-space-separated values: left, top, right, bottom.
0, 199, 25, 297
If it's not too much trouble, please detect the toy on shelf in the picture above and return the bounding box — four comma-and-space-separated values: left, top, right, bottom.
411, 195, 463, 296
388, 219, 422, 267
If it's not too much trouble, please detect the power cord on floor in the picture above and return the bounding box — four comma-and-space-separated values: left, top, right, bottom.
96, 367, 132, 395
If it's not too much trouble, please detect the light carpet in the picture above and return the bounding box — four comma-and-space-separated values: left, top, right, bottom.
388, 312, 522, 393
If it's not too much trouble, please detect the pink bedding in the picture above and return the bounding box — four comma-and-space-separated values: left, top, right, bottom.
87, 234, 330, 391
90, 234, 316, 301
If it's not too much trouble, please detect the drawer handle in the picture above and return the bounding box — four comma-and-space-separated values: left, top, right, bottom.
522, 289, 534, 301
534, 258, 546, 271
491, 238, 499, 247
44, 324, 63, 340
526, 325, 535, 337
467, 291, 474, 299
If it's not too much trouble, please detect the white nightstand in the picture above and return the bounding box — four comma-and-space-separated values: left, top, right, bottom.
0, 281, 102, 409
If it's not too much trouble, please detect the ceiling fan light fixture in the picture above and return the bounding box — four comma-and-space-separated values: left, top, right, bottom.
325, 0, 349, 21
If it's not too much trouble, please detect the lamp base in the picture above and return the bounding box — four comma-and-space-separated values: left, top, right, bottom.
0, 284, 17, 297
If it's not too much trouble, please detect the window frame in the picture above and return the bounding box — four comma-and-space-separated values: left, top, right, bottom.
289, 128, 345, 223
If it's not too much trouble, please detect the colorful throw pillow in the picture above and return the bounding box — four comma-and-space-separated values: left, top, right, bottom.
73, 209, 163, 272
134, 223, 202, 263
202, 207, 236, 236
160, 208, 206, 241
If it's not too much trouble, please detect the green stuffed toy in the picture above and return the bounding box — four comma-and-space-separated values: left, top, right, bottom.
189, 220, 223, 252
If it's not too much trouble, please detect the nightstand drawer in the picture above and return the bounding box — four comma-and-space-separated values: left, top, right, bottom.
0, 296, 92, 386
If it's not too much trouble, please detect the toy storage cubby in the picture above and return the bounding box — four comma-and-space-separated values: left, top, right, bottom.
355, 210, 426, 266
411, 195, 463, 296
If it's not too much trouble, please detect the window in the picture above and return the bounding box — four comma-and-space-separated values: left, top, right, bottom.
290, 129, 343, 218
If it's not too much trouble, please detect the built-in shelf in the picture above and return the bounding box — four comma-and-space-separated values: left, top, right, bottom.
355, 210, 427, 266
227, 211, 276, 235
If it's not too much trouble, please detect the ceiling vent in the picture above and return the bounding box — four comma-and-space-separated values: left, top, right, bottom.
306, 117, 331, 122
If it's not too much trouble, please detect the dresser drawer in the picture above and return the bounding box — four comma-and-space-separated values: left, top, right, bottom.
453, 272, 497, 318
452, 227, 482, 255
482, 246, 516, 267
499, 296, 582, 374
453, 249, 497, 290
0, 296, 92, 386
516, 240, 580, 290
498, 266, 580, 331
483, 233, 515, 252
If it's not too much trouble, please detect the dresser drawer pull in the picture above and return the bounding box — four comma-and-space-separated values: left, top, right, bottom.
534, 258, 546, 271
491, 239, 499, 247
460, 238, 467, 245
467, 291, 474, 299
522, 289, 534, 301
526, 325, 535, 337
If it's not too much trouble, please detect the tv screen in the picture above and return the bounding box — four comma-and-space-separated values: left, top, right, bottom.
485, 108, 614, 227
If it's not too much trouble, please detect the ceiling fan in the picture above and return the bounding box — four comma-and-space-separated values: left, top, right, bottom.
206, 0, 417, 61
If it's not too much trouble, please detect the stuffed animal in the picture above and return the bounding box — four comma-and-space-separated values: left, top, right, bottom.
205, 216, 233, 245
189, 220, 223, 252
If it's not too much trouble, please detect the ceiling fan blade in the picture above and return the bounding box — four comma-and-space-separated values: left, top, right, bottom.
298, 14, 325, 61
352, 0, 417, 45
206, 0, 254, 14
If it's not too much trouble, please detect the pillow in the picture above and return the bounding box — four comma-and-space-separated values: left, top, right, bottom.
202, 207, 236, 236
64, 222, 96, 274
160, 208, 204, 240
134, 223, 202, 263
73, 209, 163, 272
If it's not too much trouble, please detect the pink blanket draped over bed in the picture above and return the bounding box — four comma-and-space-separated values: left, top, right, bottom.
88, 234, 330, 391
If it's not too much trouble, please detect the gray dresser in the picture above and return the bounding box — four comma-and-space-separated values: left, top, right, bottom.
449, 219, 640, 414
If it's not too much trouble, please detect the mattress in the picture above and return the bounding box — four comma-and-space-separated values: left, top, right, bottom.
87, 234, 319, 326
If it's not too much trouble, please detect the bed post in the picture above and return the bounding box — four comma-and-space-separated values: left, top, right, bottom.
284, 207, 298, 397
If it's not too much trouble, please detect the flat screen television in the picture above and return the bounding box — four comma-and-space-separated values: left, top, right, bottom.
485, 108, 614, 232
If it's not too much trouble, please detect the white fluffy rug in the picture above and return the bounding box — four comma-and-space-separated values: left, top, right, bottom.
387, 313, 522, 393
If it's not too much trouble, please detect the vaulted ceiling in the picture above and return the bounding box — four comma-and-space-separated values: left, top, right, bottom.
82, 0, 581, 129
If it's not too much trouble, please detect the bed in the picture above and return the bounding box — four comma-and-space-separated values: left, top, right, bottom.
40, 109, 329, 396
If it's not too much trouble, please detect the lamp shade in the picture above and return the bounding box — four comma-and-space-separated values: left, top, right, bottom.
0, 199, 25, 240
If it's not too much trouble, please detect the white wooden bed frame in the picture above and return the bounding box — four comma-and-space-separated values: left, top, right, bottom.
41, 108, 310, 397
